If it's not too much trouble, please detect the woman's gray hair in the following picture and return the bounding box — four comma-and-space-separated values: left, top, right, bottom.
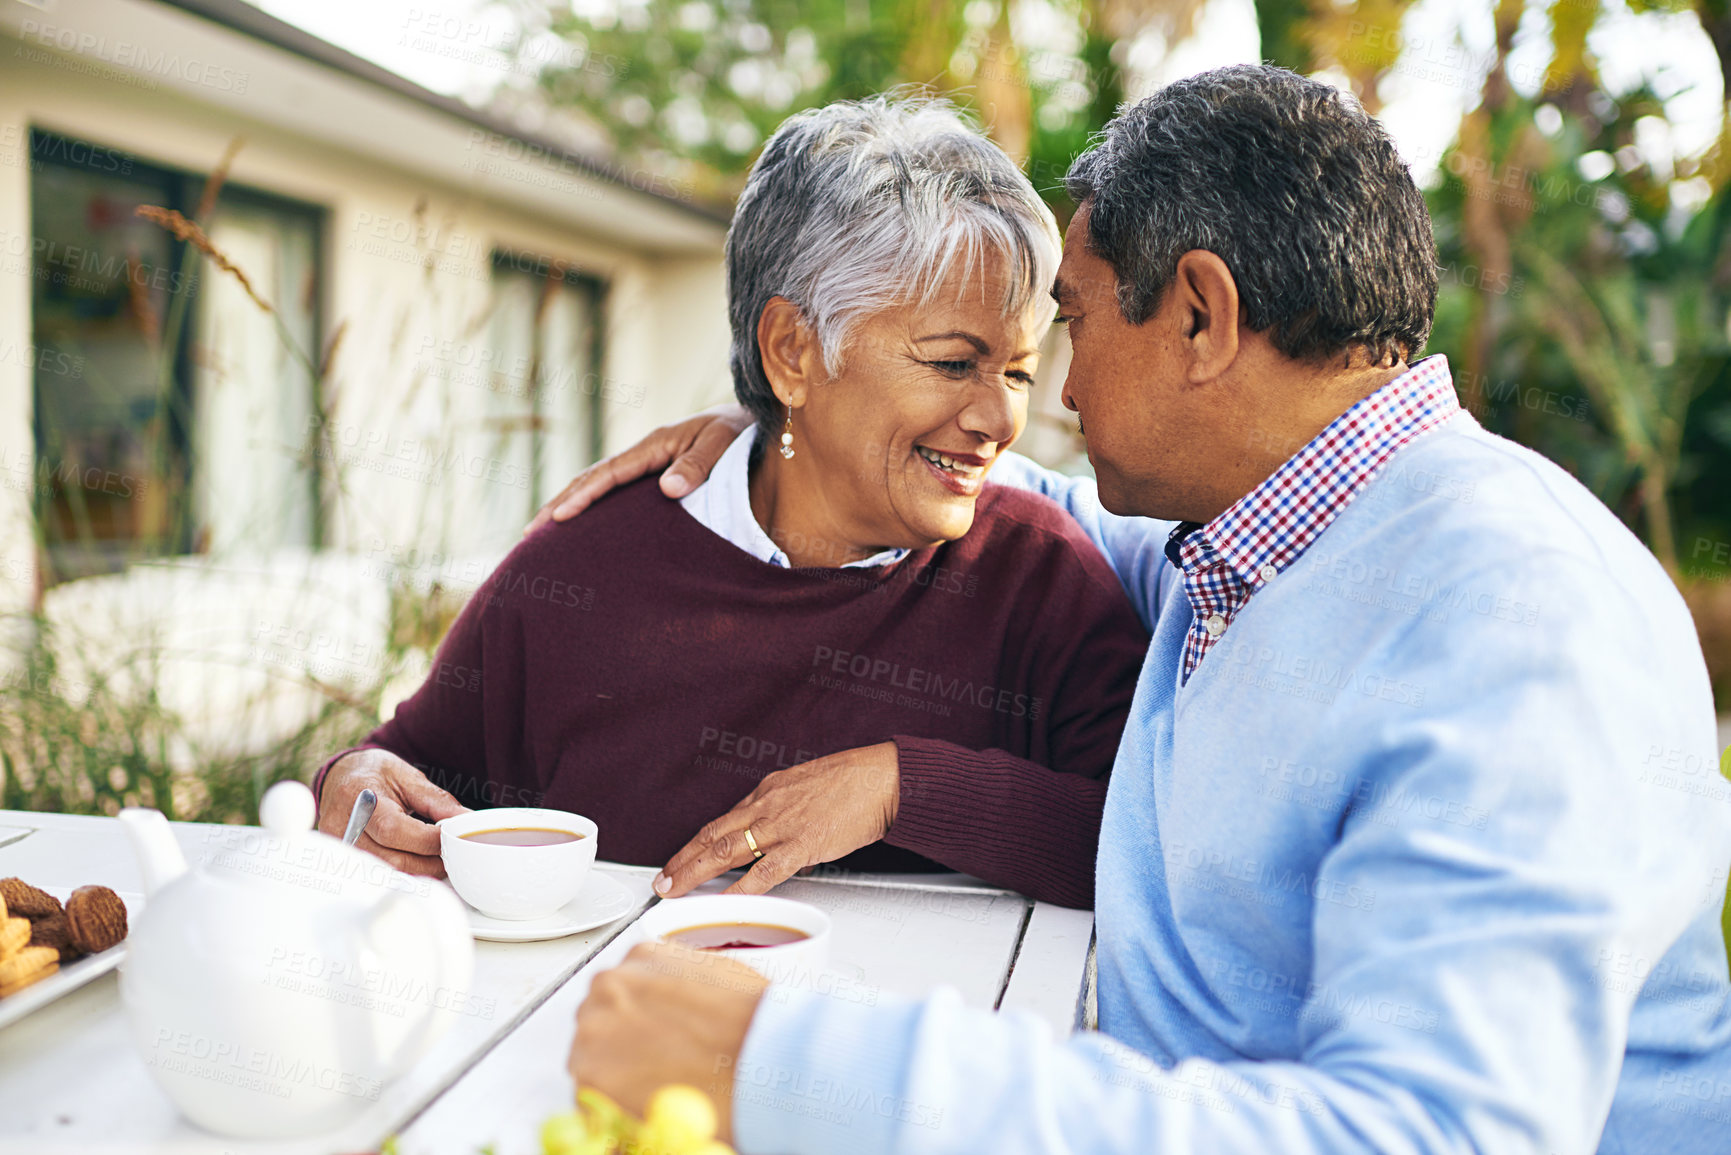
725, 95, 1061, 432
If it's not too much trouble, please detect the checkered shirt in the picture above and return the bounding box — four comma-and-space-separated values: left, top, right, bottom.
1167, 356, 1462, 682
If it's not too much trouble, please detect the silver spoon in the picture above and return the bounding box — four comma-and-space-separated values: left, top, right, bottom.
341, 788, 378, 847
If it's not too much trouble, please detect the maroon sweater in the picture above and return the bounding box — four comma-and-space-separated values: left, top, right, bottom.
317, 478, 1148, 908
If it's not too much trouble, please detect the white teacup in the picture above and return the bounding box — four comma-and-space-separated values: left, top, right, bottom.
438, 808, 597, 920
635, 895, 830, 983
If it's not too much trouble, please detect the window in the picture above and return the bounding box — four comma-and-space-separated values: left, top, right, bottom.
462, 251, 604, 553
28, 129, 321, 583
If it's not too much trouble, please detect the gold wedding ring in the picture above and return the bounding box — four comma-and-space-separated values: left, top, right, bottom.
743, 826, 763, 860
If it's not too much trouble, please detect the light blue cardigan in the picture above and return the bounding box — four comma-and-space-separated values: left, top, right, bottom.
731, 404, 1731, 1154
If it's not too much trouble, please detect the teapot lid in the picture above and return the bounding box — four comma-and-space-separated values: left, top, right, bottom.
259, 779, 318, 834
198, 781, 415, 901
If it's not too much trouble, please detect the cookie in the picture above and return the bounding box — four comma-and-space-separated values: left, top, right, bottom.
0, 878, 60, 921
65, 886, 127, 954
27, 912, 81, 963
0, 945, 58, 997
0, 917, 27, 958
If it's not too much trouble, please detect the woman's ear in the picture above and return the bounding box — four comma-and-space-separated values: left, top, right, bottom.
1171, 250, 1241, 384
757, 296, 819, 408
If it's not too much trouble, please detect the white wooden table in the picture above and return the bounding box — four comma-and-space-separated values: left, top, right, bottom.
0, 811, 1094, 1155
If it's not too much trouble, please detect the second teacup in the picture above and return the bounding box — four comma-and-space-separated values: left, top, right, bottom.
635, 894, 830, 982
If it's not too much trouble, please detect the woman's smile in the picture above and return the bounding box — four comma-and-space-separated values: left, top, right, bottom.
913, 444, 993, 496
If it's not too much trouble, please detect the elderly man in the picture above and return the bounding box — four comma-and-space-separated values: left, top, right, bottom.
557, 65, 1731, 1154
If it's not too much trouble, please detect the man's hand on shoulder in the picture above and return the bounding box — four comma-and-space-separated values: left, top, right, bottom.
525, 405, 753, 533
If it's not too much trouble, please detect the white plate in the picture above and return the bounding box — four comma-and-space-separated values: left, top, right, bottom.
465, 871, 635, 942
0, 886, 144, 1030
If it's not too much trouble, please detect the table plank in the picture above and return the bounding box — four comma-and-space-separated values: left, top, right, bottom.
394, 920, 643, 1155
397, 872, 1032, 1155
755, 875, 1029, 1008
996, 902, 1094, 1035
0, 813, 654, 1155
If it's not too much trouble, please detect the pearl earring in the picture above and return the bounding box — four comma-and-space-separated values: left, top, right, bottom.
779, 405, 795, 459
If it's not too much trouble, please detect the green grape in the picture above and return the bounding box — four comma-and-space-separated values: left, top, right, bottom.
541, 1111, 589, 1155
640, 1085, 718, 1152
578, 1089, 628, 1128
551, 1085, 732, 1155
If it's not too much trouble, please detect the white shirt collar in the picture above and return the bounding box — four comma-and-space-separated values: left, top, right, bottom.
679, 427, 910, 570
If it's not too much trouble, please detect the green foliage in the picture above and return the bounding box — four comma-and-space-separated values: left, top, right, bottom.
527, 0, 1113, 207
0, 615, 382, 823
1255, 0, 1315, 75
1672, 191, 1731, 580
1426, 87, 1731, 571
537, 0, 872, 182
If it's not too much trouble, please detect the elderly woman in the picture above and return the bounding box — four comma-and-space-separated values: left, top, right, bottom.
312, 97, 1147, 909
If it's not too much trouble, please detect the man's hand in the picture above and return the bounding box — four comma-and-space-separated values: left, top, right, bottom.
654, 742, 901, 898
525, 404, 753, 533
571, 941, 768, 1143
314, 748, 469, 877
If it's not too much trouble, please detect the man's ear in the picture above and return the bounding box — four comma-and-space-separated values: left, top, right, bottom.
1171, 250, 1241, 383
757, 296, 819, 408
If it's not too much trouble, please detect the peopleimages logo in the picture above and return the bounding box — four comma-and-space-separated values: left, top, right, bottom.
17, 20, 251, 93
809, 645, 1042, 720
146, 1029, 381, 1102
31, 238, 195, 295
26, 132, 133, 175
1163, 839, 1378, 912
302, 416, 530, 491
1303, 550, 1541, 627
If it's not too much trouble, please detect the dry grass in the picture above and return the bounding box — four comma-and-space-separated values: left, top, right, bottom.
194, 136, 243, 223
318, 319, 349, 381
133, 205, 273, 314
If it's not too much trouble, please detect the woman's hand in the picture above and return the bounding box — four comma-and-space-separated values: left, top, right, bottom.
571, 941, 767, 1140
525, 404, 753, 533
654, 742, 901, 898
314, 748, 469, 877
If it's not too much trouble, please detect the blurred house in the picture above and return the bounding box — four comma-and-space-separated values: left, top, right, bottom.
0, 0, 732, 756
1, 0, 734, 586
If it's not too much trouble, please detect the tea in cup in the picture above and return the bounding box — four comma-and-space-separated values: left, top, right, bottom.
635, 894, 830, 982
439, 808, 597, 920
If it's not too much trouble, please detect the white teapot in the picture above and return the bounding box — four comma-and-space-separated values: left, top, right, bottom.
118, 781, 475, 1138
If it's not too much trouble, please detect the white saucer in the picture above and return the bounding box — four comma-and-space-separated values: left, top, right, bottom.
464, 871, 636, 942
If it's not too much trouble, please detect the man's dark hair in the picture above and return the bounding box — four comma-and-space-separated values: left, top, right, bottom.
1065, 65, 1437, 364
